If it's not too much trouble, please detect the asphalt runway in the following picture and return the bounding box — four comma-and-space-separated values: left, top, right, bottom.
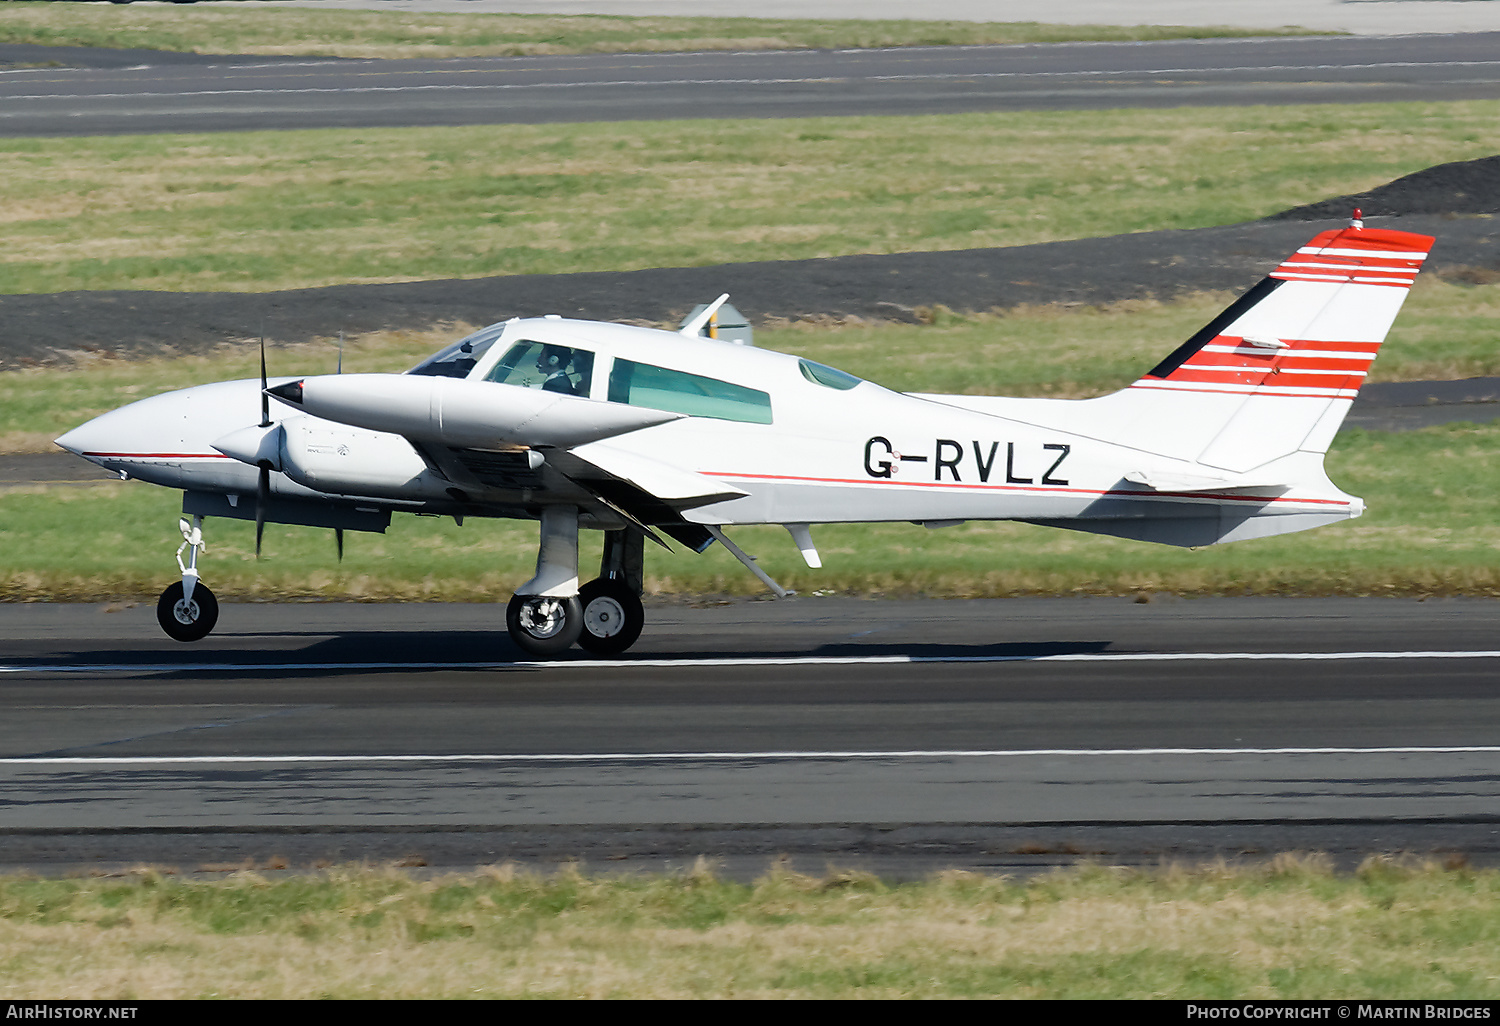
1, 598, 1497, 877
5, 32, 1500, 137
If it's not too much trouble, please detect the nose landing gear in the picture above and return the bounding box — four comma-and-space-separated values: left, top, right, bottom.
157, 515, 218, 642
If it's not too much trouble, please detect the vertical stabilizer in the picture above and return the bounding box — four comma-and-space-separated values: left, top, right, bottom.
1113, 222, 1433, 471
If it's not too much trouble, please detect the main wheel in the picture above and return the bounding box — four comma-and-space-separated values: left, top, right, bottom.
576, 578, 644, 657
156, 581, 219, 642
506, 593, 583, 657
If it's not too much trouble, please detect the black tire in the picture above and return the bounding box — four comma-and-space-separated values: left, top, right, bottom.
506, 593, 583, 657
576, 578, 644, 657
156, 581, 218, 642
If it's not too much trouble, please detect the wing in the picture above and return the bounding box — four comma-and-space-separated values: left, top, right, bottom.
539, 442, 747, 550
407, 438, 745, 551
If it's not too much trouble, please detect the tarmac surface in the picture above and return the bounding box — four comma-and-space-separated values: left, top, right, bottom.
2, 597, 1497, 877
7, 31, 1500, 138
238, 0, 1500, 36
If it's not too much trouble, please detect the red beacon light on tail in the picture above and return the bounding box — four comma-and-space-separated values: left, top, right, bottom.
1350, 207, 1364, 229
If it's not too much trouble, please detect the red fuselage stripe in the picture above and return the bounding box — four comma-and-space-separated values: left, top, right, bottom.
703, 471, 1350, 506
82, 452, 232, 459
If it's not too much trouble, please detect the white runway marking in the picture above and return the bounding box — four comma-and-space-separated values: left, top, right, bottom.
5, 746, 1499, 767
3, 650, 1499, 675
7, 60, 1500, 105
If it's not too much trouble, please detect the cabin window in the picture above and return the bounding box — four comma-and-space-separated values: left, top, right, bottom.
798, 359, 863, 390
607, 359, 772, 424
406, 322, 508, 378
484, 341, 595, 397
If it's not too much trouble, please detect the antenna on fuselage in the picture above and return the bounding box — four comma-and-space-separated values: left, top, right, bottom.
678, 294, 730, 337
678, 296, 753, 345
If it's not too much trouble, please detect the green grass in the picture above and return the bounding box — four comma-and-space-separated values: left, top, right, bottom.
0, 2, 1332, 59
5, 418, 1498, 602
4, 101, 1498, 295
0, 857, 1495, 998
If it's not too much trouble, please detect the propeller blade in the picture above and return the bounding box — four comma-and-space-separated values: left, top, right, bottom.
255, 462, 270, 557
259, 333, 270, 428
335, 528, 344, 562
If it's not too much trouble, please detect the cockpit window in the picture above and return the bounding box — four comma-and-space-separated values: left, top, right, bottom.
608, 359, 772, 424
798, 358, 863, 390
485, 340, 595, 397
406, 322, 508, 378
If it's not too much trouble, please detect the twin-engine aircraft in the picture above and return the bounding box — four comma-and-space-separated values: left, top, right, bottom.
56, 216, 1433, 657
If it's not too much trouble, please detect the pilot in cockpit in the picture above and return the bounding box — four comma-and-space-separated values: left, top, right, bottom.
537, 345, 584, 395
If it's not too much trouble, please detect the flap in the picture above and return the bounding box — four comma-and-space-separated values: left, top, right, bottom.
565, 442, 748, 506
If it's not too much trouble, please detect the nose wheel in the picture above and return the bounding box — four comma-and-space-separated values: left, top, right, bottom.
157, 514, 219, 642
576, 578, 644, 657
157, 580, 219, 642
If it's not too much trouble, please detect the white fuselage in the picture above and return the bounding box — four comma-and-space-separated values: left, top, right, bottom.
56, 317, 1360, 546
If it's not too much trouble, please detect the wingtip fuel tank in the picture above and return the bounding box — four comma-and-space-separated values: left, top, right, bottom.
266, 373, 682, 449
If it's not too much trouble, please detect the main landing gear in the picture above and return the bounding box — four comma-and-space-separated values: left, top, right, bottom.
506, 507, 647, 658
576, 576, 644, 657
157, 515, 218, 642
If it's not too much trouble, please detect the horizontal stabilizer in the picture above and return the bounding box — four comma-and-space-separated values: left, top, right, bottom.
1123, 469, 1288, 493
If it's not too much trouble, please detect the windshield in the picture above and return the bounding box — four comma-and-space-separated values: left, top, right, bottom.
406, 322, 508, 378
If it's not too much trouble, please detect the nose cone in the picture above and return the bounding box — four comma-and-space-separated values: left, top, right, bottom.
212, 423, 283, 469
55, 420, 107, 459
54, 377, 280, 471
266, 379, 304, 406
54, 426, 92, 456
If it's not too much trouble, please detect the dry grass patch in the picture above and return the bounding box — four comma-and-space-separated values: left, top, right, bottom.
0, 858, 1496, 998
0, 4, 1332, 60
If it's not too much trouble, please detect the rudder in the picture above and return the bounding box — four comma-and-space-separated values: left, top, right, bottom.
1121, 220, 1433, 473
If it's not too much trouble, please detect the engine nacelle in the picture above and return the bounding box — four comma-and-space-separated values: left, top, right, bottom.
278, 418, 451, 500
267, 373, 682, 449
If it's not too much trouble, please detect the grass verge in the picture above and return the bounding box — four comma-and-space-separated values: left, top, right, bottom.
4, 101, 1498, 294
0, 3, 1332, 60
0, 856, 1495, 998
4, 418, 1498, 602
